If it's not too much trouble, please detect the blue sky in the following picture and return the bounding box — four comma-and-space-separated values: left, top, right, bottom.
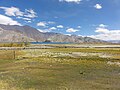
0, 0, 120, 40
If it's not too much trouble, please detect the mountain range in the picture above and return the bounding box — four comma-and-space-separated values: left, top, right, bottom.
107, 40, 120, 44
0, 24, 104, 43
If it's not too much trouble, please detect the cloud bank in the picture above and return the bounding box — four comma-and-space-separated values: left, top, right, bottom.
0, 14, 21, 25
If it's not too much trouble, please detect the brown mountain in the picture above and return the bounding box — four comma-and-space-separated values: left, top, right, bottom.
0, 24, 104, 43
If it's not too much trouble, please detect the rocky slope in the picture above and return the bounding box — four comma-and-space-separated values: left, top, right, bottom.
0, 27, 34, 42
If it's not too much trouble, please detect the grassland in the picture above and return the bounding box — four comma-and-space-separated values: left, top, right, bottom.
0, 42, 30, 47
0, 45, 120, 90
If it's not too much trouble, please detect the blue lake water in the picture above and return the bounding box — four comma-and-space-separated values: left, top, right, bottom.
31, 42, 73, 44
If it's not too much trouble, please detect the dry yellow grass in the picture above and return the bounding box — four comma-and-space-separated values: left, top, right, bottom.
0, 47, 120, 90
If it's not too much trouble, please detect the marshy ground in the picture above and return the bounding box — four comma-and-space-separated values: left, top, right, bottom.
0, 44, 120, 90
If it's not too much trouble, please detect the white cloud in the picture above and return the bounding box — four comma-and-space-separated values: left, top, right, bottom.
37, 22, 47, 27
24, 9, 37, 18
95, 28, 109, 34
16, 16, 22, 19
27, 21, 32, 23
57, 25, 64, 28
37, 29, 47, 33
89, 25, 120, 40
37, 21, 55, 27
77, 26, 81, 28
59, 0, 82, 4
17, 16, 32, 23
94, 4, 102, 9
93, 24, 108, 33
99, 24, 107, 28
65, 34, 72, 36
49, 27, 57, 30
66, 28, 79, 32
0, 14, 21, 26
78, 35, 83, 37
90, 32, 120, 41
0, 6, 37, 21
0, 7, 24, 16
22, 18, 31, 21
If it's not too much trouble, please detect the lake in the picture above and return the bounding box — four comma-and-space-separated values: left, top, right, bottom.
31, 42, 73, 44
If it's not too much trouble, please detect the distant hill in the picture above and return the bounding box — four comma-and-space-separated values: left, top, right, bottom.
107, 40, 120, 43
0, 24, 105, 43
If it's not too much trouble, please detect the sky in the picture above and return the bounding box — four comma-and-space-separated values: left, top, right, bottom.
0, 0, 120, 41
